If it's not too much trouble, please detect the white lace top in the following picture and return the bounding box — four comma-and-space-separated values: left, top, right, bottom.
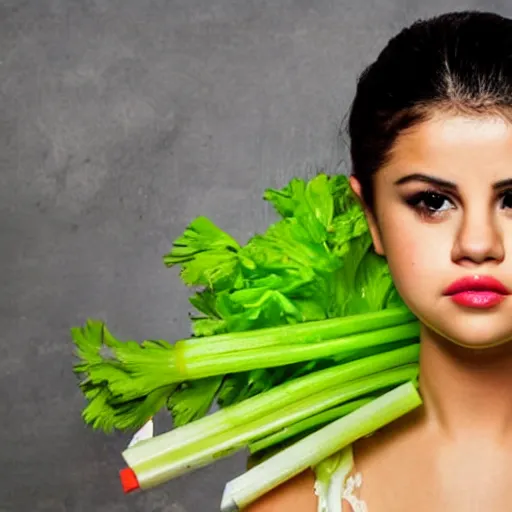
342, 470, 367, 512
314, 443, 368, 512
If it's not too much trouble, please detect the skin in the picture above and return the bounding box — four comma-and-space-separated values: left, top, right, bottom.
246, 111, 512, 511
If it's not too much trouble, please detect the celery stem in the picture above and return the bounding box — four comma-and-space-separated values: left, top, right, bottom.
183, 306, 415, 354
179, 322, 419, 380
122, 344, 419, 470
130, 365, 418, 488
248, 397, 373, 455
220, 381, 422, 511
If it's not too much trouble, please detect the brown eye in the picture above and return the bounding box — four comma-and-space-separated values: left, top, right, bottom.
406, 191, 454, 214
500, 191, 512, 209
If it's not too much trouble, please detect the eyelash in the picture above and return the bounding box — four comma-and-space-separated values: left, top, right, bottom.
405, 189, 512, 219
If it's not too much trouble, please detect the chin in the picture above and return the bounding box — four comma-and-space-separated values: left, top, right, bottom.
425, 316, 512, 350
396, 295, 512, 350
446, 336, 508, 350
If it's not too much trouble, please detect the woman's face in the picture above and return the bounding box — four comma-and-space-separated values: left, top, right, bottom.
351, 111, 512, 349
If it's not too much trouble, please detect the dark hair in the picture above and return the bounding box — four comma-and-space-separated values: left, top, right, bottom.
348, 11, 512, 210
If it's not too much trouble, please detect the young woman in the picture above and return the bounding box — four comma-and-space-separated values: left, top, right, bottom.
247, 10, 512, 511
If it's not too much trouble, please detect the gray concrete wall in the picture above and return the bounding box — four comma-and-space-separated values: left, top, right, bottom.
2, 1, 511, 511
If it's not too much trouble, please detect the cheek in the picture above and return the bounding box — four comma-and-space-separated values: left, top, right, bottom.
379, 217, 444, 296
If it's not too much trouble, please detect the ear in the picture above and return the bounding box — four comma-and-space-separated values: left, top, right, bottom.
348, 175, 385, 256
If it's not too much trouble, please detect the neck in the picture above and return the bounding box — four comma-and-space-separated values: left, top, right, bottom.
418, 324, 512, 442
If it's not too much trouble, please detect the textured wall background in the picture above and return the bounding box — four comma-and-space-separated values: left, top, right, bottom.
2, 1, 511, 511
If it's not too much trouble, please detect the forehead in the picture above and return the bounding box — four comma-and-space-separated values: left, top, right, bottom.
381, 112, 512, 183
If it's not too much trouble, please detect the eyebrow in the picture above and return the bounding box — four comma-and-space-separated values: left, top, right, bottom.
393, 173, 512, 191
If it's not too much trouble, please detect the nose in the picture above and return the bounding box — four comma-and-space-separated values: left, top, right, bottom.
451, 206, 505, 265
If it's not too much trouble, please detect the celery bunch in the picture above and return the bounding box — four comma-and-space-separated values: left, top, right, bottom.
72, 173, 422, 508
73, 174, 408, 431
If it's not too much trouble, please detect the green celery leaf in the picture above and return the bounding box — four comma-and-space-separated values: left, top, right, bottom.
227, 288, 304, 326
72, 319, 123, 367
351, 251, 396, 312
81, 383, 175, 432
329, 233, 373, 317
217, 372, 250, 408
264, 174, 334, 243
329, 174, 360, 217
190, 317, 228, 337
225, 311, 264, 332
384, 286, 407, 309
217, 366, 292, 407
180, 250, 244, 291
304, 174, 334, 231
165, 216, 240, 262
242, 271, 312, 295
263, 177, 307, 218
289, 298, 328, 322
327, 205, 369, 257
243, 219, 341, 275
72, 321, 179, 431
293, 202, 327, 244
167, 376, 224, 427
164, 216, 243, 291
189, 289, 221, 318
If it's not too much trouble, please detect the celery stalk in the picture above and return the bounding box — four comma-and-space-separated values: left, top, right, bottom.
122, 344, 419, 469
119, 321, 419, 385
182, 306, 415, 354
248, 397, 374, 455
129, 364, 418, 489
175, 322, 419, 380
313, 445, 354, 512
314, 447, 354, 512
220, 381, 422, 511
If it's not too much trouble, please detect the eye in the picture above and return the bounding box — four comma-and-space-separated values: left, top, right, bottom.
500, 190, 512, 209
405, 190, 455, 217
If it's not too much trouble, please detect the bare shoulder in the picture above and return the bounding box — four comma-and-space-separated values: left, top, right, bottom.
353, 408, 426, 470
242, 469, 317, 512
351, 409, 431, 510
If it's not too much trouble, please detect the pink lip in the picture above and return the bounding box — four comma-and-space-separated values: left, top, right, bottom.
444, 275, 510, 295
449, 291, 505, 308
444, 276, 509, 309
